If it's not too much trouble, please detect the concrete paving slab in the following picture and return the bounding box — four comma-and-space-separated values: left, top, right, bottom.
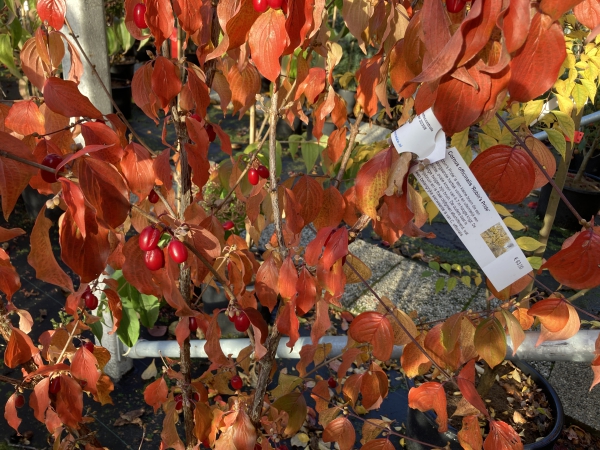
548, 362, 600, 430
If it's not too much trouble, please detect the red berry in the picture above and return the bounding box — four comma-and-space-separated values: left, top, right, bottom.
133, 3, 147, 28
278, 445, 288, 450
257, 165, 269, 179
168, 240, 188, 264
254, 445, 262, 450
49, 377, 61, 394
84, 342, 95, 353
189, 317, 199, 332
223, 220, 235, 230
205, 124, 216, 142
175, 394, 183, 403
175, 399, 183, 410
40, 153, 63, 183
148, 189, 159, 204
267, 0, 283, 8
248, 168, 259, 185
202, 440, 211, 448
381, 240, 390, 247
234, 312, 250, 332
84, 291, 98, 310
192, 392, 200, 402
328, 377, 337, 388
253, 0, 268, 12
446, 0, 466, 13
139, 226, 162, 251
190, 113, 202, 122
14, 394, 25, 408
228, 311, 236, 322
230, 375, 243, 390
145, 248, 165, 271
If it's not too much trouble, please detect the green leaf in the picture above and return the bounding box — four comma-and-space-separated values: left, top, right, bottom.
258, 141, 282, 176
463, 265, 472, 274
516, 236, 544, 252
435, 277, 445, 294
118, 297, 140, 347
451, 264, 462, 274
524, 100, 544, 125
138, 37, 151, 51
301, 141, 322, 173
461, 276, 471, 287
9, 18, 23, 48
440, 263, 451, 274
272, 392, 307, 436
527, 256, 543, 270
572, 83, 589, 112
89, 315, 104, 342
503, 217, 526, 231
428, 261, 440, 272
112, 270, 159, 330
116, 19, 135, 54
288, 134, 303, 160
0, 34, 21, 79
4, 0, 16, 14
474, 318, 506, 369
546, 128, 566, 159
447, 277, 457, 292
421, 271, 433, 277
106, 26, 119, 56
478, 133, 498, 152
552, 111, 575, 142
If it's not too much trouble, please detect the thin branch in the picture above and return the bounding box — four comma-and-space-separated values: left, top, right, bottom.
268, 87, 286, 252
63, 18, 156, 156
333, 110, 364, 187
153, 186, 177, 218
36, 118, 87, 137
0, 150, 57, 173
495, 113, 588, 227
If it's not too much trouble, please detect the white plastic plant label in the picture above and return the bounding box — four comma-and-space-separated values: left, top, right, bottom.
390, 108, 447, 164
410, 148, 532, 291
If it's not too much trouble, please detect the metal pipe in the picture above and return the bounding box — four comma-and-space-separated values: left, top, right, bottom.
125, 330, 600, 362
533, 111, 600, 141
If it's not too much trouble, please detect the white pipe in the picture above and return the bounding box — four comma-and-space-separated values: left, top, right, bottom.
533, 110, 600, 142
124, 330, 600, 362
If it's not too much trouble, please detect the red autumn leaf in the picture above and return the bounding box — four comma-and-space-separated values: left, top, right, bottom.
401, 333, 432, 377
59, 178, 88, 239
248, 9, 289, 82
542, 227, 600, 289
527, 298, 570, 332
232, 410, 257, 450
0, 250, 21, 301
0, 132, 38, 220
189, 224, 221, 261
305, 226, 335, 266
540, 0, 585, 21
322, 417, 356, 450
324, 127, 347, 167
20, 38, 47, 92
243, 307, 268, 346
37, 0, 66, 29
187, 67, 211, 118
356, 53, 384, 118
71, 346, 100, 395
575, 0, 600, 29
296, 266, 317, 315
205, 312, 229, 370
389, 40, 418, 99
154, 148, 173, 189
4, 326, 38, 368
172, 0, 203, 36
508, 13, 566, 103
78, 157, 131, 229
313, 186, 345, 231
348, 312, 394, 361
193, 402, 213, 442
502, 0, 531, 53
469, 145, 535, 204
122, 237, 162, 297
59, 207, 110, 283
278, 256, 298, 300
175, 317, 191, 347
526, 137, 557, 190
5, 100, 45, 136
4, 393, 21, 433
355, 147, 397, 220
152, 56, 182, 111
321, 227, 348, 271
145, 0, 175, 51
28, 206, 74, 293
55, 374, 83, 429
474, 317, 506, 369
311, 298, 331, 345
433, 65, 491, 136
276, 299, 300, 348
80, 121, 125, 165
132, 62, 161, 124
295, 68, 326, 104
458, 415, 483, 450
283, 187, 305, 235
256, 254, 280, 311
144, 376, 169, 413
291, 175, 325, 225
104, 288, 123, 335
121, 143, 156, 203
361, 439, 396, 450
162, 406, 185, 450
408, 382, 448, 432
226, 62, 261, 118
457, 360, 489, 418
29, 377, 50, 424
484, 420, 523, 450
42, 77, 103, 119
361, 364, 389, 410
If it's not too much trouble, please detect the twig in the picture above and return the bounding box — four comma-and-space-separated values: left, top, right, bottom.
63, 18, 156, 156
333, 110, 364, 187
57, 320, 80, 364
36, 118, 87, 137
4, 439, 40, 450
495, 113, 587, 227
268, 87, 286, 252
0, 149, 56, 173
153, 186, 177, 218
138, 424, 146, 450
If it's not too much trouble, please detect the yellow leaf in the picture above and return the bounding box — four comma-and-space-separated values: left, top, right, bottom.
556, 94, 574, 116
451, 128, 470, 152
516, 236, 545, 252
572, 83, 589, 112
478, 133, 498, 152
552, 111, 575, 141
503, 217, 525, 231
581, 78, 597, 102
546, 128, 566, 159
481, 118, 502, 140
426, 201, 439, 223
523, 100, 544, 126
343, 254, 372, 284
494, 204, 512, 217
527, 256, 543, 270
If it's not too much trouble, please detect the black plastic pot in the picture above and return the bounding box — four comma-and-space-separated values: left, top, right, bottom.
111, 78, 132, 119
405, 361, 564, 450
536, 172, 600, 230
110, 58, 135, 80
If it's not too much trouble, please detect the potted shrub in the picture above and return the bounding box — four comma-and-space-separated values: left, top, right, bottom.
2, 1, 600, 450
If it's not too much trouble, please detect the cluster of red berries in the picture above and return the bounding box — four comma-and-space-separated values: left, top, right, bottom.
248, 165, 269, 185
228, 310, 250, 332
253, 0, 285, 12
139, 225, 188, 271
190, 114, 217, 142
133, 3, 147, 28
41, 153, 64, 183
446, 0, 466, 13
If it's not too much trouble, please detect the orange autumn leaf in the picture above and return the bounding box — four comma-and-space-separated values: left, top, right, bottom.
348, 312, 394, 361
408, 381, 448, 432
